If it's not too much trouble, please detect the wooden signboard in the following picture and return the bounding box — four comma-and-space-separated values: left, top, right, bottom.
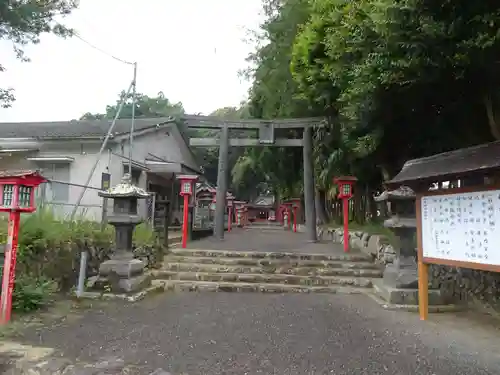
416, 185, 500, 320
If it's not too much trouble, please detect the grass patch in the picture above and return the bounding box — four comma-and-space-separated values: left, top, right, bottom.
0, 207, 159, 315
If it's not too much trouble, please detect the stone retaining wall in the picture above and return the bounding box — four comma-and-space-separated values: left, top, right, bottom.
318, 226, 500, 309
317, 227, 396, 264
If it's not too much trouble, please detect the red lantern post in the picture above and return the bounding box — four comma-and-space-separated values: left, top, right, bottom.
286, 203, 293, 230
227, 195, 234, 232
0, 170, 45, 324
176, 174, 198, 249
334, 176, 357, 252
233, 201, 245, 227
243, 205, 248, 226
290, 198, 301, 233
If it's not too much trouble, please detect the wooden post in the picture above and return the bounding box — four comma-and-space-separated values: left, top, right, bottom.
418, 261, 429, 320
416, 194, 428, 320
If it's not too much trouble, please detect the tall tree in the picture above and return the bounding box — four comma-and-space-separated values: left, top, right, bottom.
80, 91, 184, 120
243, 0, 500, 224
0, 0, 78, 107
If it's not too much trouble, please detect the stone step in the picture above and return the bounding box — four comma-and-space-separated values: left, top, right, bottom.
170, 248, 373, 262
153, 279, 367, 294
164, 255, 380, 269
151, 271, 374, 287
161, 262, 383, 277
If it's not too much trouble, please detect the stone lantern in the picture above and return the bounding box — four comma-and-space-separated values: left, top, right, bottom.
96, 174, 150, 293
374, 186, 443, 305
375, 186, 418, 288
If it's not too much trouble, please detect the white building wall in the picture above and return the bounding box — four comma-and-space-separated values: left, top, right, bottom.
0, 142, 109, 221
0, 125, 199, 222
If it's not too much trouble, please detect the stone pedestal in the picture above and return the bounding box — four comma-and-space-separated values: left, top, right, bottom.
93, 174, 151, 294
374, 186, 444, 306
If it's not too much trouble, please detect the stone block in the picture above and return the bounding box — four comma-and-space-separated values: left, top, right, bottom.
116, 274, 151, 293
98, 258, 145, 278
382, 260, 418, 289
382, 244, 397, 264
350, 237, 363, 250
366, 235, 389, 258
361, 232, 371, 247
94, 356, 125, 372
353, 231, 364, 238
26, 357, 73, 375
372, 279, 444, 306
150, 369, 172, 375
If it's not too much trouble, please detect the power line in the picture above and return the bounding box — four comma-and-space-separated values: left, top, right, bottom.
73, 32, 134, 66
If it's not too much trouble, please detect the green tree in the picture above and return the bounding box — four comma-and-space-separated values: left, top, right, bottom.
80, 91, 184, 120
235, 0, 314, 203
0, 0, 78, 107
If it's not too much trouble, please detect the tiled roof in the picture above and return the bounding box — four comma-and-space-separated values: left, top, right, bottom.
0, 117, 175, 139
389, 140, 500, 186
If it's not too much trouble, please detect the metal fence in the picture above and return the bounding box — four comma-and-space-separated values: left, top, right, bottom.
38, 179, 158, 225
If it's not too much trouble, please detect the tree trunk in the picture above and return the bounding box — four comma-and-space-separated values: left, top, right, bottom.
483, 94, 500, 140
315, 189, 328, 225
353, 188, 364, 224
367, 188, 379, 222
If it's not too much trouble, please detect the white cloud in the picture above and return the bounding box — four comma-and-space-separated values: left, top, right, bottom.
0, 0, 264, 122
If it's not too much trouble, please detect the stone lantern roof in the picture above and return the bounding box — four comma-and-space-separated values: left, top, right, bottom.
374, 186, 415, 202
98, 174, 149, 199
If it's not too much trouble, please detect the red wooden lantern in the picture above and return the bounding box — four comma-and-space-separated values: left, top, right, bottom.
334, 176, 357, 199
0, 170, 46, 324
176, 174, 198, 248
333, 176, 358, 252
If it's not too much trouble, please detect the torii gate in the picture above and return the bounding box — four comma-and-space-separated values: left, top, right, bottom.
181, 115, 322, 242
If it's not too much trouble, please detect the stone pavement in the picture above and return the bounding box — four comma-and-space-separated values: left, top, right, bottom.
187, 227, 348, 254
2, 293, 500, 374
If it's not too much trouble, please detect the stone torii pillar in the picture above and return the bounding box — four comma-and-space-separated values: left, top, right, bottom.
303, 126, 317, 242
214, 124, 229, 240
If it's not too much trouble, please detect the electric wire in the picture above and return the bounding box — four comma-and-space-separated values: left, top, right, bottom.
73, 31, 134, 66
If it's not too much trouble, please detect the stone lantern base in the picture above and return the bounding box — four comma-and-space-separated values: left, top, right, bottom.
372, 280, 445, 306
94, 255, 151, 294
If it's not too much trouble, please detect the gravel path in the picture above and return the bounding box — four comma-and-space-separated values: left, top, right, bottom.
13, 293, 500, 374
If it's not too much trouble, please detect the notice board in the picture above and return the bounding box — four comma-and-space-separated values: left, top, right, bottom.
420, 189, 500, 269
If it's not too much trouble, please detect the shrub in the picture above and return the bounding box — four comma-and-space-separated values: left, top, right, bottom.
11, 275, 57, 313
0, 208, 160, 313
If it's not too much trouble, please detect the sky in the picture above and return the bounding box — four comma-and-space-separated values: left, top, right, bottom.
0, 0, 264, 122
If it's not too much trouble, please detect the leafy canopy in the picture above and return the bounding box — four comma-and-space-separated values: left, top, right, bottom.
0, 0, 78, 107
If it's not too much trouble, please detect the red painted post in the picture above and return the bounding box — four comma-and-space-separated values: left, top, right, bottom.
1, 211, 20, 324
181, 194, 189, 248
228, 206, 232, 232
293, 206, 297, 233
342, 198, 349, 253
176, 174, 198, 249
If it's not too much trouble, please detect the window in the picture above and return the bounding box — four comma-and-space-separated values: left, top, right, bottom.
42, 163, 70, 202
123, 165, 142, 185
